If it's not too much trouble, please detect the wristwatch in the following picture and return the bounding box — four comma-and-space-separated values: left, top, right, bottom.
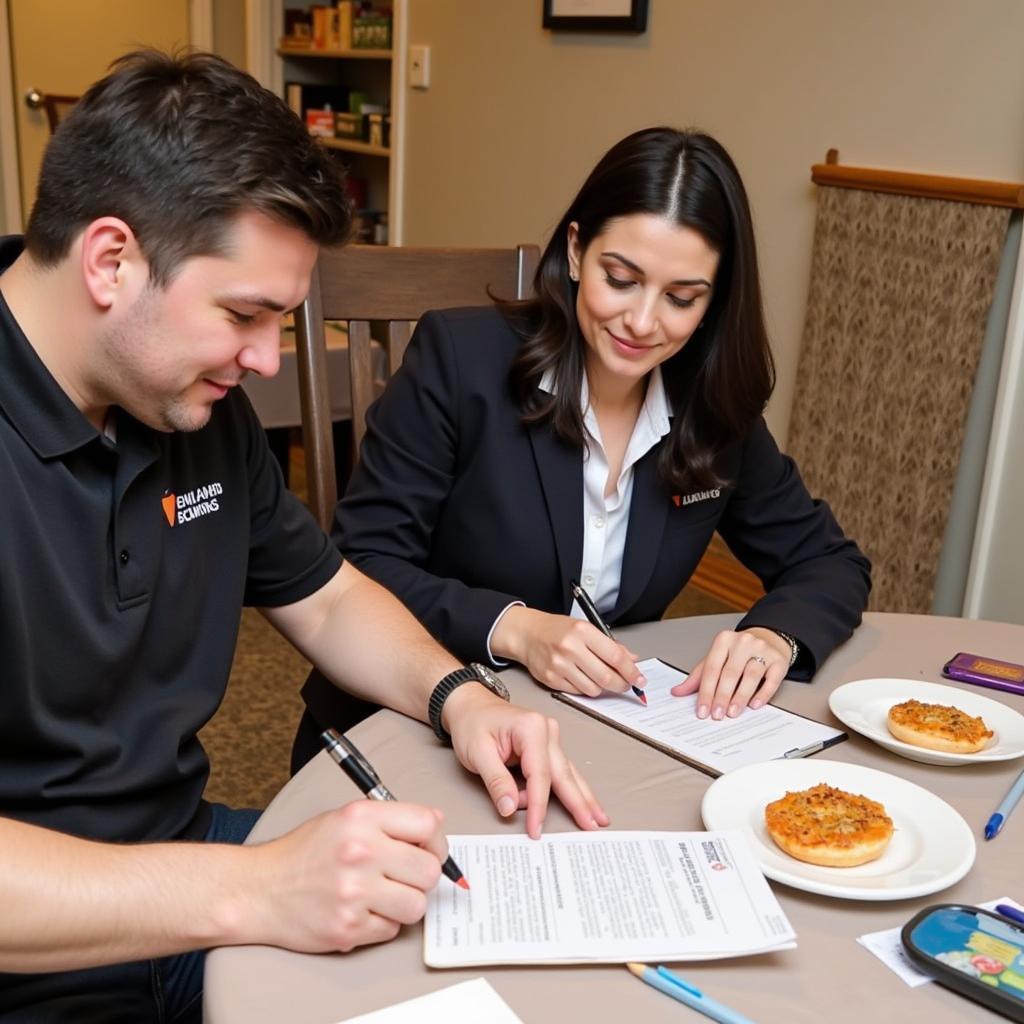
428, 662, 511, 744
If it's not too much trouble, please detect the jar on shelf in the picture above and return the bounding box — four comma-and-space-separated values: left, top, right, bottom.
367, 112, 386, 148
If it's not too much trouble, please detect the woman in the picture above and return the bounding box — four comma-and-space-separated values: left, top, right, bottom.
294, 128, 870, 767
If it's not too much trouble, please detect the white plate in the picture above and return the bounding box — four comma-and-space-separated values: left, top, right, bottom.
700, 759, 975, 901
828, 677, 1024, 765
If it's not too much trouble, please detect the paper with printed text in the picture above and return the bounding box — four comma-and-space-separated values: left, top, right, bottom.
558, 657, 845, 775
424, 830, 796, 967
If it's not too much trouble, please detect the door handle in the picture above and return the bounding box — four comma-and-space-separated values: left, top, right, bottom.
24, 87, 44, 110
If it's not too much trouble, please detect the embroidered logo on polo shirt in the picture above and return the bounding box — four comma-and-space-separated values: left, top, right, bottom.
672, 488, 720, 508
162, 483, 224, 527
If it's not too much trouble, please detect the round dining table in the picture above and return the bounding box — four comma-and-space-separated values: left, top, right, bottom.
205, 612, 1024, 1023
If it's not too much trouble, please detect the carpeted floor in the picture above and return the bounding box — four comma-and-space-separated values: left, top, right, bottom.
199, 443, 735, 811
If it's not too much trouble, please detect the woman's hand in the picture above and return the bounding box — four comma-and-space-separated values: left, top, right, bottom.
490, 605, 644, 697
670, 627, 791, 719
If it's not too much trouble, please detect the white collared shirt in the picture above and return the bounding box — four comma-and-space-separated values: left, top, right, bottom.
571, 366, 672, 616
486, 366, 672, 663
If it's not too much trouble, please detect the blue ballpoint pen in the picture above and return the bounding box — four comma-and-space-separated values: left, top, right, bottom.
627, 963, 758, 1024
984, 767, 1024, 839
995, 904, 1024, 926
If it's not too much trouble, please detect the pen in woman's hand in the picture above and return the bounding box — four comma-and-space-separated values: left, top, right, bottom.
569, 580, 647, 704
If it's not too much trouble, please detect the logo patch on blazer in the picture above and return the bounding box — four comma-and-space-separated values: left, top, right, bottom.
672, 488, 721, 508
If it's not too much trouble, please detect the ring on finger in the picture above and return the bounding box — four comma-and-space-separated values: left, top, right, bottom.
748, 654, 767, 666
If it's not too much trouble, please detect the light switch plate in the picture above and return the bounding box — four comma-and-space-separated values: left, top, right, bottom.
409, 44, 431, 89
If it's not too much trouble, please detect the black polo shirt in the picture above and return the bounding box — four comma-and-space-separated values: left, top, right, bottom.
0, 236, 342, 843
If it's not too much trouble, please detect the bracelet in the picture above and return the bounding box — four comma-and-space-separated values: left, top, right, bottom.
772, 630, 800, 669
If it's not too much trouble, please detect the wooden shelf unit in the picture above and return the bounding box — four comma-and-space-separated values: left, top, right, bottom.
278, 1, 406, 244
321, 136, 389, 159
277, 46, 391, 61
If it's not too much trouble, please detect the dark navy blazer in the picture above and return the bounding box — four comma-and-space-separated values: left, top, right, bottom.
302, 306, 870, 728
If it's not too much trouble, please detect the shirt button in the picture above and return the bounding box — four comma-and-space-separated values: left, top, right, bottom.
593, 515, 605, 528
119, 550, 130, 565
583, 574, 596, 587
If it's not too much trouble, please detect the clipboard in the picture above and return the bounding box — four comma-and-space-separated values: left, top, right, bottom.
553, 657, 847, 778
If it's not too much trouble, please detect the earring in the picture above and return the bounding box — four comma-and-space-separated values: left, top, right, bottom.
569, 268, 579, 282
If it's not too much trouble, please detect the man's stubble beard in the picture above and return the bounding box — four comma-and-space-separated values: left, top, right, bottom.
97, 286, 213, 434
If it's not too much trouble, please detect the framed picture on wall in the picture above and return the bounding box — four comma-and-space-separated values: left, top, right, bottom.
543, 0, 649, 33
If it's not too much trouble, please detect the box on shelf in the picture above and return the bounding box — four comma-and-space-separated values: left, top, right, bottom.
283, 8, 311, 41
337, 1, 354, 49
352, 13, 391, 49
284, 3, 360, 51
306, 109, 335, 137
310, 5, 329, 49
334, 111, 362, 140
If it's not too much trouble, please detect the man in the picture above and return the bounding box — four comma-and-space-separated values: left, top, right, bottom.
0, 50, 606, 1022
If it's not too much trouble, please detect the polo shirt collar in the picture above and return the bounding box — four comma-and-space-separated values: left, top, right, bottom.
0, 235, 102, 458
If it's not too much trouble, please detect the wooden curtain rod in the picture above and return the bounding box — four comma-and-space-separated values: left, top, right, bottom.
811, 148, 1024, 209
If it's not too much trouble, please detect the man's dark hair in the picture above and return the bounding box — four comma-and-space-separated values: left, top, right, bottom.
500, 127, 775, 495
24, 49, 352, 285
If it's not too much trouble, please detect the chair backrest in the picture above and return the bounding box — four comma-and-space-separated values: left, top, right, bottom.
293, 244, 540, 530
42, 94, 79, 133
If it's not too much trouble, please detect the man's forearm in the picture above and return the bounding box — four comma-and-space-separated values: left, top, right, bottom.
0, 816, 259, 972
264, 562, 462, 724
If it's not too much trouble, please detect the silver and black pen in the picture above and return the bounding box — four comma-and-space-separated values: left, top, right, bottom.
569, 579, 647, 705
320, 728, 470, 890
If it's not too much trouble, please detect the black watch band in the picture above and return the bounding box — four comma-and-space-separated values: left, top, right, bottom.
428, 663, 510, 744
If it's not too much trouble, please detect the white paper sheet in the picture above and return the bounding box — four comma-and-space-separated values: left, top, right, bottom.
337, 978, 523, 1023
558, 658, 845, 775
424, 830, 796, 967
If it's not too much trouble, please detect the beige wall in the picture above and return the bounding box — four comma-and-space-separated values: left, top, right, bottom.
403, 0, 1024, 445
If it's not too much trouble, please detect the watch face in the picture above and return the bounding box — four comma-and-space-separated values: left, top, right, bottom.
472, 663, 510, 701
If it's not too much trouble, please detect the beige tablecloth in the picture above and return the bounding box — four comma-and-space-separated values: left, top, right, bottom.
205, 612, 1024, 1023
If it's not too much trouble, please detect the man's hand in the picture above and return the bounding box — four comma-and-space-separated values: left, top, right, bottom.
491, 606, 643, 696
442, 683, 609, 839
670, 627, 790, 719
245, 800, 448, 954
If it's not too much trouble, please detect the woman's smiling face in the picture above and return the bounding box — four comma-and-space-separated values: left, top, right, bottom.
568, 213, 719, 396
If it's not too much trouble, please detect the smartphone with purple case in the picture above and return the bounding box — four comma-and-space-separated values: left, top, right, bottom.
942, 652, 1024, 696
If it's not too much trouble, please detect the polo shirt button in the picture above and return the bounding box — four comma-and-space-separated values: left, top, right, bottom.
119, 550, 130, 565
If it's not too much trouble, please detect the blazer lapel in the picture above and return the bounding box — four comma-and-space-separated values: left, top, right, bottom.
611, 447, 669, 620
527, 421, 583, 614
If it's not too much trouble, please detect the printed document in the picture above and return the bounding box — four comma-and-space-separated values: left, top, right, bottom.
424, 830, 796, 967
557, 658, 845, 775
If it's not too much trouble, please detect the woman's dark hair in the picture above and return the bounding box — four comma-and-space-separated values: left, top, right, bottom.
24, 49, 352, 286
500, 127, 774, 493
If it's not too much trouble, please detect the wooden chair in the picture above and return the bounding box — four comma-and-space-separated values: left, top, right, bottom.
42, 94, 79, 133
293, 244, 540, 530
